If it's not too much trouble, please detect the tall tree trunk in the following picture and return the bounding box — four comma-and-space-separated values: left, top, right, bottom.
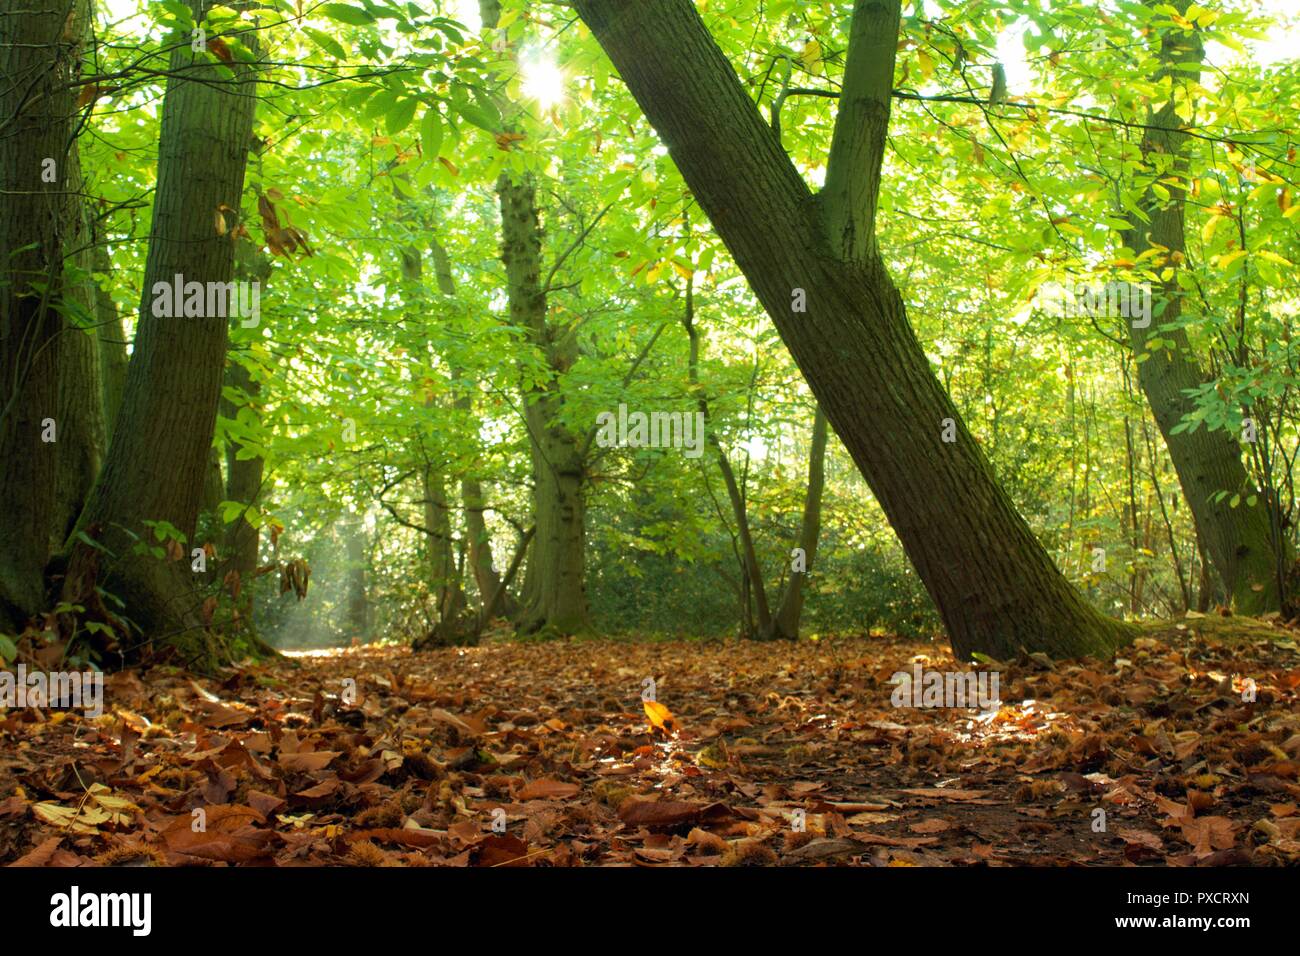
430, 236, 518, 618
57, 0, 259, 669
480, 0, 588, 634
574, 0, 1132, 659
497, 176, 589, 634
0, 0, 88, 632
399, 229, 466, 621
765, 405, 829, 641
1120, 0, 1285, 613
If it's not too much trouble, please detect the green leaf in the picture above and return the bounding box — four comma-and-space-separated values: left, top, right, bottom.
420, 106, 444, 158
453, 101, 499, 133
304, 27, 347, 59
319, 3, 375, 26
386, 96, 419, 135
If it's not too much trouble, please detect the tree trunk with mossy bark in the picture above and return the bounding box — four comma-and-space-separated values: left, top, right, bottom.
497, 174, 590, 636
478, 0, 588, 635
574, 0, 1133, 660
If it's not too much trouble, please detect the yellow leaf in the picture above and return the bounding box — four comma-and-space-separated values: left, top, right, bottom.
1201, 215, 1222, 245
917, 49, 934, 81
1216, 249, 1247, 271
643, 699, 677, 734
799, 39, 822, 74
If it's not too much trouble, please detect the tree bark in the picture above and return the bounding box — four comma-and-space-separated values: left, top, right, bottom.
0, 0, 88, 632
498, 174, 590, 634
57, 0, 260, 668
52, 197, 106, 552
478, 0, 588, 634
1120, 0, 1285, 613
574, 0, 1133, 659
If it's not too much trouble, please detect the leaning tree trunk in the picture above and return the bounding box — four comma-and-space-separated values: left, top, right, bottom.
574, 0, 1133, 659
764, 405, 829, 641
1120, 0, 1285, 614
57, 0, 259, 669
0, 0, 88, 632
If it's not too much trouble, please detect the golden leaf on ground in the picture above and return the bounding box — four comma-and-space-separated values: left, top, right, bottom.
643, 699, 677, 734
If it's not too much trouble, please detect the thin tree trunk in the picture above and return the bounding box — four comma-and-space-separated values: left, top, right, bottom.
343, 514, 369, 640
765, 405, 829, 641
398, 229, 466, 621
682, 271, 769, 635
430, 236, 518, 618
52, 199, 106, 551
221, 210, 272, 586
90, 215, 129, 442
1120, 0, 1285, 613
574, 0, 1132, 659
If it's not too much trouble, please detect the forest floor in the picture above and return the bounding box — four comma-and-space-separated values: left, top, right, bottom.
3, 617, 1300, 867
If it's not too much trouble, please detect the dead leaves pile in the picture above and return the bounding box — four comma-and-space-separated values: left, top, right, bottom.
2, 619, 1298, 867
